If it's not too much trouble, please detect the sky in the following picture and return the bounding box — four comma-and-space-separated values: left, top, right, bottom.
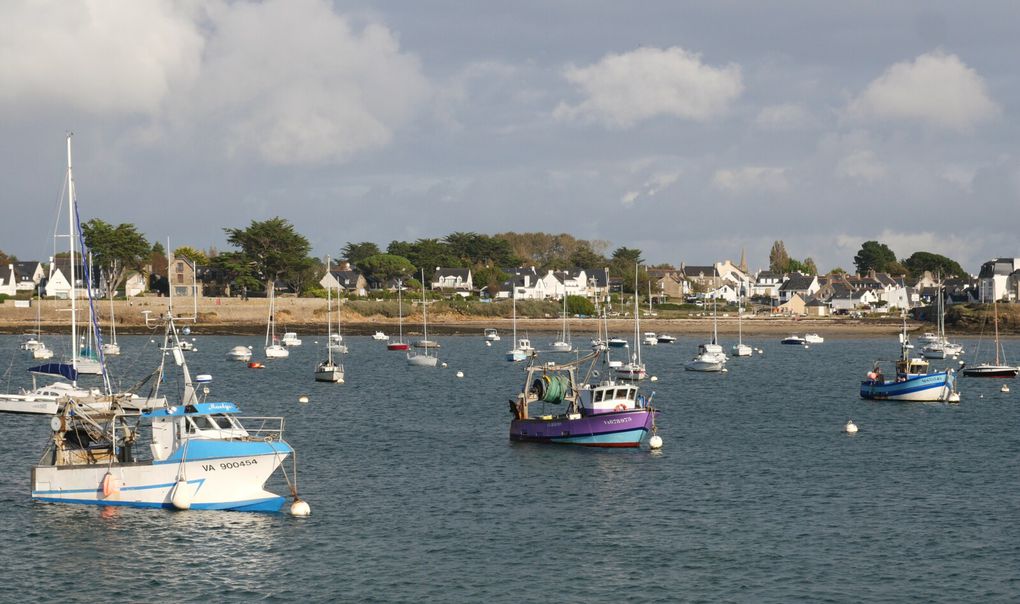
1, 0, 1018, 274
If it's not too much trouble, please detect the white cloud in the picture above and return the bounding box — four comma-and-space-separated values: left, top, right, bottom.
0, 1, 204, 115
847, 51, 999, 131
186, 0, 430, 165
620, 170, 680, 206
836, 150, 887, 183
554, 46, 743, 128
0, 0, 430, 166
754, 103, 814, 130
712, 166, 789, 194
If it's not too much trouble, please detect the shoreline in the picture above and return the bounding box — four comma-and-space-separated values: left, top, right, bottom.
0, 297, 1011, 338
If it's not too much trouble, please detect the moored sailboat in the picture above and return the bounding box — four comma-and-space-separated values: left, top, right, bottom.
961, 300, 1018, 378
387, 280, 410, 351
407, 269, 438, 367
315, 265, 345, 383
264, 287, 289, 359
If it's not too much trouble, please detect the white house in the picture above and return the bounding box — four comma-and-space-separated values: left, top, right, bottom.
431, 268, 473, 292
0, 265, 16, 296
13, 261, 45, 293
750, 270, 784, 299
978, 257, 1019, 302
554, 269, 590, 298
124, 271, 147, 297
706, 283, 740, 303
715, 260, 750, 295
778, 274, 819, 303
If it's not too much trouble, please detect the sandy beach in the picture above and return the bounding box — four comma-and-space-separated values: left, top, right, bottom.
0, 296, 939, 338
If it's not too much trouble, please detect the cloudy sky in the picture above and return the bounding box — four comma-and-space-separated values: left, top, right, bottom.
1, 1, 1017, 273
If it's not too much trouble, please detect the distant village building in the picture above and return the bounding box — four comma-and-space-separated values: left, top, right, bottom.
778, 273, 819, 303
170, 256, 200, 299
431, 268, 473, 293
978, 257, 1020, 302
320, 260, 368, 297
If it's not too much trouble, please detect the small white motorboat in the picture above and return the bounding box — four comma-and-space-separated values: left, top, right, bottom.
281, 332, 302, 347
804, 333, 824, 344
372, 331, 389, 341
226, 345, 253, 361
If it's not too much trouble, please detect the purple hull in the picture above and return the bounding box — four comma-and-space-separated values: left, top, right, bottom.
510, 409, 657, 447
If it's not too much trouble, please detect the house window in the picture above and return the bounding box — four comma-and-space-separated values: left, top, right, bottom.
176, 262, 184, 274
175, 286, 189, 297
177, 274, 184, 284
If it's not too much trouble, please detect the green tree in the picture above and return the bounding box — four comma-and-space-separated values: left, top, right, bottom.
902, 251, 966, 279
211, 251, 261, 294
223, 217, 312, 291
568, 242, 607, 269
151, 241, 166, 255
566, 295, 595, 316
803, 258, 818, 275
360, 254, 415, 285
341, 242, 381, 268
853, 240, 898, 274
173, 246, 209, 266
769, 241, 790, 273
473, 265, 510, 297
0, 249, 17, 267
81, 219, 151, 295
386, 238, 461, 273
608, 247, 644, 292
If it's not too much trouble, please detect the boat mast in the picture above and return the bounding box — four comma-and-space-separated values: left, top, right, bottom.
66, 134, 78, 380
993, 299, 1001, 365
326, 256, 333, 365
420, 268, 429, 357
633, 264, 641, 365
397, 278, 403, 342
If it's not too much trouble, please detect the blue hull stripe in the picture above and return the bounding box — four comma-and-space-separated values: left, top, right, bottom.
33, 496, 285, 513
33, 478, 207, 496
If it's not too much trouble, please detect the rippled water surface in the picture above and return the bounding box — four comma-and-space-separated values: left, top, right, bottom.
1, 331, 1018, 602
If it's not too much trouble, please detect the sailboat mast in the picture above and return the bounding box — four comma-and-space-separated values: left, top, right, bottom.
397, 279, 403, 340
633, 264, 641, 365
66, 134, 78, 375
993, 299, 1001, 365
420, 268, 428, 355
326, 256, 333, 364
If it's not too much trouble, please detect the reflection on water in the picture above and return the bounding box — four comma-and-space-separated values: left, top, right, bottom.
0, 333, 1018, 601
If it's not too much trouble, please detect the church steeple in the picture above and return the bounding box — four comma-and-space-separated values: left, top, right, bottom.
738, 247, 747, 273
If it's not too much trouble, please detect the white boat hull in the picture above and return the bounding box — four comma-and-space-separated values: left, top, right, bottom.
314, 364, 345, 383
731, 344, 753, 357
550, 341, 573, 353
407, 353, 438, 367
265, 345, 289, 359
32, 449, 289, 512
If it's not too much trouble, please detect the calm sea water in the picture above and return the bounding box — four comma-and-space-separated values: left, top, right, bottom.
0, 329, 1018, 603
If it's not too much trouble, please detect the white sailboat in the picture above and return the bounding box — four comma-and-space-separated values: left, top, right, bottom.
550, 294, 573, 352
407, 269, 439, 367
264, 286, 289, 359
506, 288, 529, 362
615, 266, 647, 380
731, 294, 752, 357
101, 293, 120, 356
31, 298, 53, 360
687, 298, 727, 372
921, 279, 962, 359
315, 264, 345, 382
387, 280, 410, 351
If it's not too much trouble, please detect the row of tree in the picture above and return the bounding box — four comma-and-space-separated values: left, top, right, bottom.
2, 219, 974, 299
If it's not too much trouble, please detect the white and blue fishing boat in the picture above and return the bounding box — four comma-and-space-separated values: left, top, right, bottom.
860, 322, 957, 402
17, 299, 307, 513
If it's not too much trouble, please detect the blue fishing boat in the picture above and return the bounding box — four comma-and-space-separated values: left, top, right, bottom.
860, 322, 957, 402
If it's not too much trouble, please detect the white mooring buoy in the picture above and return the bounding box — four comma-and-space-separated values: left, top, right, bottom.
441, 362, 448, 368
1001, 384, 1010, 393
649, 434, 663, 450
650, 376, 658, 382
844, 420, 859, 434
290, 498, 311, 517
456, 371, 464, 378
485, 341, 491, 347
298, 395, 310, 404
721, 368, 728, 373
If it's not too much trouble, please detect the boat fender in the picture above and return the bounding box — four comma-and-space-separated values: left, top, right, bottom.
614, 403, 627, 412
171, 479, 192, 510
101, 472, 120, 497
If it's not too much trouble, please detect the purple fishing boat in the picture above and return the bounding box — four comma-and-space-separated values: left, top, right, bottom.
508, 351, 659, 447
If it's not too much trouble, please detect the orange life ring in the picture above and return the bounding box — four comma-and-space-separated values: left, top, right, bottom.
614, 403, 627, 412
